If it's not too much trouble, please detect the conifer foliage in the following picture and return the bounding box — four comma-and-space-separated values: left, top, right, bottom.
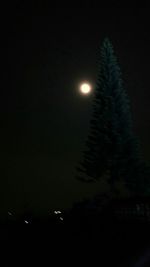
76, 38, 150, 196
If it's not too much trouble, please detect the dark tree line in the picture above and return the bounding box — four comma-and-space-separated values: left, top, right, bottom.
76, 38, 150, 197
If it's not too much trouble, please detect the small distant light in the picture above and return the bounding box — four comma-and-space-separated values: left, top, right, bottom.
60, 217, 63, 221
54, 210, 61, 215
8, 212, 12, 216
24, 220, 29, 224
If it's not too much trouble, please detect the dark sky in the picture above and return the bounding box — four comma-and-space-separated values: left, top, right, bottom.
1, 4, 150, 217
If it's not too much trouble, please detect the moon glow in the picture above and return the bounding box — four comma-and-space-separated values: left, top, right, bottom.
80, 83, 92, 95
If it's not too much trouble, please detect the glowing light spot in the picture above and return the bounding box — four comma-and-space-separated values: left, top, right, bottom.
80, 83, 92, 94
54, 210, 61, 214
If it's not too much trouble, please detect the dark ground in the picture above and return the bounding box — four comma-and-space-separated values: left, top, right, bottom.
1, 199, 150, 266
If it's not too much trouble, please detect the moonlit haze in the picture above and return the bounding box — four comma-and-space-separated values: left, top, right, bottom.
79, 82, 92, 95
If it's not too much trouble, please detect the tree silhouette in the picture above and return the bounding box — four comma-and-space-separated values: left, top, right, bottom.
76, 38, 150, 196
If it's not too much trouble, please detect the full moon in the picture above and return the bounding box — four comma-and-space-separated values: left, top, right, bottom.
80, 83, 92, 95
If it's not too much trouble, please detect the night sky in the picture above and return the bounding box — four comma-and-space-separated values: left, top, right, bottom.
1, 4, 150, 217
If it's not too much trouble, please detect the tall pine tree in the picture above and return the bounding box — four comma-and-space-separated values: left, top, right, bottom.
76, 38, 150, 196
